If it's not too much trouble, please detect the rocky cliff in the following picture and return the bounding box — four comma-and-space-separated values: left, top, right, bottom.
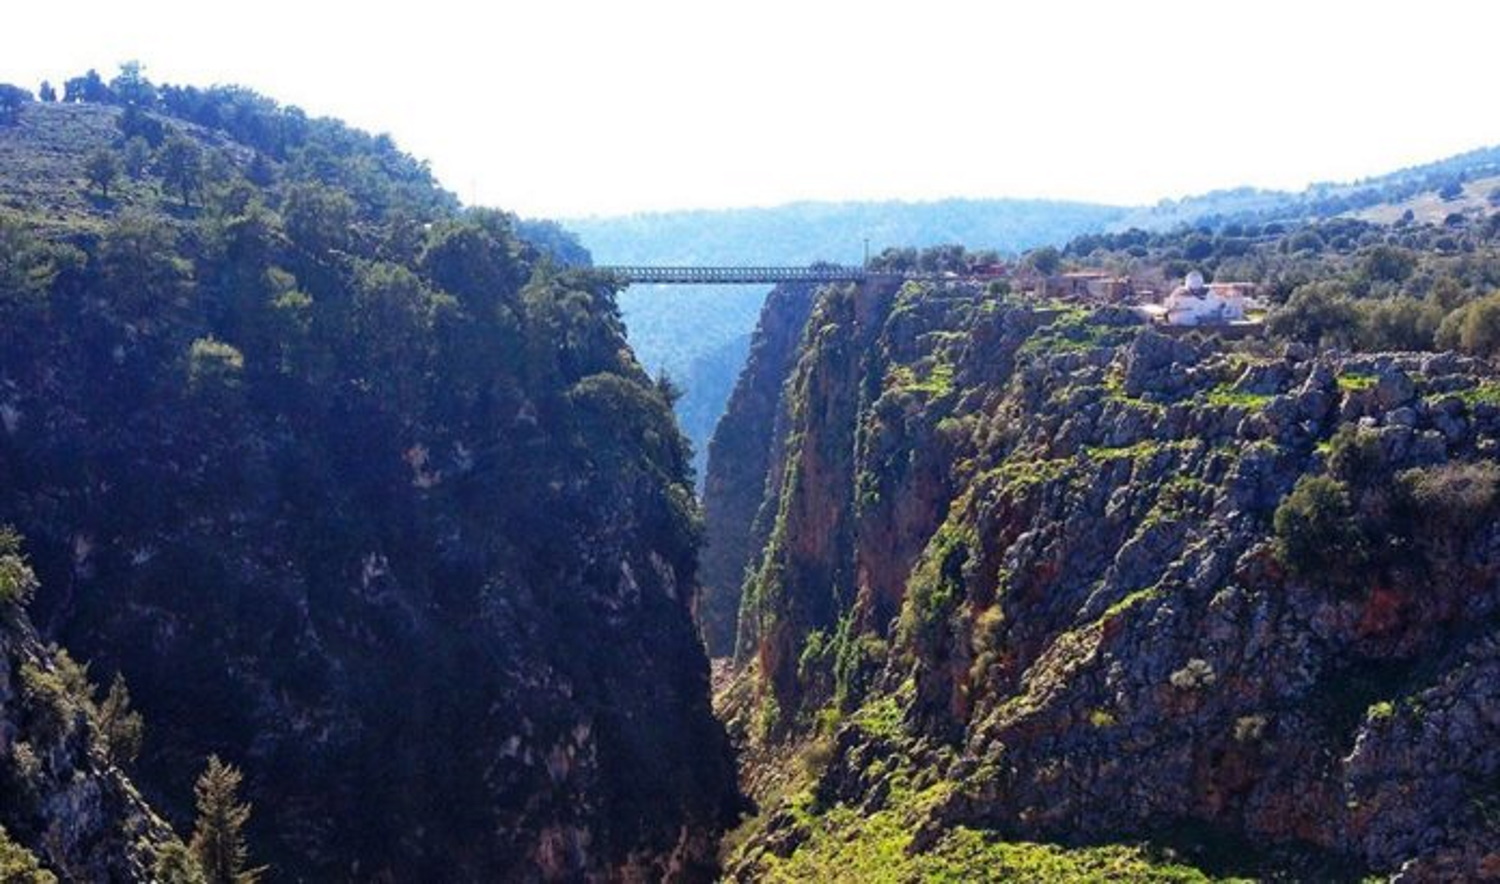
707, 277, 1500, 879
698, 282, 819, 657
0, 533, 178, 882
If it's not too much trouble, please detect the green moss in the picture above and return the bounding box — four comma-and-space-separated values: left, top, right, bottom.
1367, 700, 1395, 722
1455, 381, 1500, 407
887, 359, 955, 398
1089, 708, 1118, 728
1101, 586, 1163, 623
1336, 373, 1377, 392
1018, 309, 1136, 357
1204, 386, 1273, 409
851, 695, 904, 740
1083, 439, 1198, 464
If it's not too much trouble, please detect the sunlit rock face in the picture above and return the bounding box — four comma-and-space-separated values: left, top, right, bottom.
710, 273, 1500, 879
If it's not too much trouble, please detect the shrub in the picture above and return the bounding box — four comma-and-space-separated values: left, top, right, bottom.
1273, 475, 1368, 579
0, 825, 56, 884
19, 650, 94, 745
1398, 461, 1500, 533
1325, 425, 1386, 483
0, 527, 38, 607
186, 337, 245, 394
1455, 292, 1500, 358
1267, 282, 1358, 347
1354, 298, 1441, 351
1169, 658, 1217, 690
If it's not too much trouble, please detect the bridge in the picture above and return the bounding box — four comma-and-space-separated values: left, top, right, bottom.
594, 265, 871, 285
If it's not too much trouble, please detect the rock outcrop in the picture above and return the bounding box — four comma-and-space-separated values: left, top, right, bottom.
0, 539, 177, 882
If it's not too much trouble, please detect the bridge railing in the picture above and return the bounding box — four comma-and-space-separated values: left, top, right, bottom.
595, 265, 870, 285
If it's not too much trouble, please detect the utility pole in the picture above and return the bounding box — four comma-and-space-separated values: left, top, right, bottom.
863, 238, 870, 268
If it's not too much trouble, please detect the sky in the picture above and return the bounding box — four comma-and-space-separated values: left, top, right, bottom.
3, 1, 1498, 219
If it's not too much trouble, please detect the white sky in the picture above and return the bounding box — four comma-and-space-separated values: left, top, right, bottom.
3, 1, 1497, 218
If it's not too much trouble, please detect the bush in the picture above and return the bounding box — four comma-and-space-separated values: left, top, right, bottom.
0, 84, 32, 126
1273, 475, 1368, 579
0, 826, 56, 884
0, 527, 38, 607
1354, 298, 1441, 351
1398, 461, 1500, 532
1267, 282, 1358, 347
186, 337, 245, 394
19, 650, 94, 745
1454, 292, 1500, 358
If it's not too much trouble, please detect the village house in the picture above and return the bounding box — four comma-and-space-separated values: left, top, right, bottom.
1162, 271, 1250, 325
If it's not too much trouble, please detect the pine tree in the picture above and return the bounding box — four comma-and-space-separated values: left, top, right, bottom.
188, 756, 263, 884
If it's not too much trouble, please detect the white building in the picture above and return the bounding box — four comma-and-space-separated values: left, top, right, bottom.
1163, 272, 1248, 326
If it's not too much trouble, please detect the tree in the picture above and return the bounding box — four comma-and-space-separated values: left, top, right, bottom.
1024, 245, 1061, 275
1267, 281, 1359, 347
0, 84, 31, 125
0, 526, 39, 608
1456, 291, 1500, 358
156, 134, 203, 207
96, 673, 144, 766
62, 69, 112, 104
1273, 475, 1368, 581
0, 825, 56, 884
283, 183, 356, 254
37, 81, 56, 103
189, 756, 263, 884
123, 137, 152, 179
84, 148, 123, 199
110, 61, 157, 108
1438, 179, 1464, 201
153, 842, 206, 884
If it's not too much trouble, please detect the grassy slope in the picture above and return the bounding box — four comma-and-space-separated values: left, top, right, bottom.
0, 102, 250, 233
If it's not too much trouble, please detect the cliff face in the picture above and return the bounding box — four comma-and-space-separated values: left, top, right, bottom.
698, 282, 819, 657
0, 99, 738, 880
0, 540, 176, 882
709, 279, 1500, 878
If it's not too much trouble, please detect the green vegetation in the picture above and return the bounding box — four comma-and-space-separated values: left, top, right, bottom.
740, 747, 1227, 883
1336, 373, 1377, 392
898, 517, 976, 653
1272, 475, 1368, 580
97, 673, 145, 767
0, 826, 56, 884
0, 68, 735, 877
1204, 385, 1273, 409
886, 359, 955, 398
19, 650, 95, 744
1452, 380, 1500, 407
1019, 308, 1135, 357
0, 527, 38, 607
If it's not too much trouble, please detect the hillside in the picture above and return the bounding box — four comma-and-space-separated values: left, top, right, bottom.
1114, 143, 1500, 232
0, 81, 737, 880
706, 225, 1500, 878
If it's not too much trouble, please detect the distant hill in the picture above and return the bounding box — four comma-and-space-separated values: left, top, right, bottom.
1115, 143, 1500, 231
